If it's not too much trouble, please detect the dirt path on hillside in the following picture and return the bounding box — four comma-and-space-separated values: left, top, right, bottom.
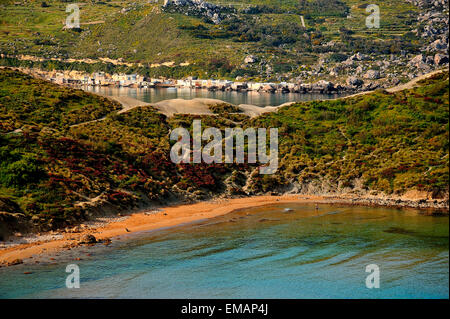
334, 69, 448, 101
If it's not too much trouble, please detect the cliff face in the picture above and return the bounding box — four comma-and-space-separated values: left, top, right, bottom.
0, 198, 28, 241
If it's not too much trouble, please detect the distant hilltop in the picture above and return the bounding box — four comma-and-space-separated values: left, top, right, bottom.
0, 0, 448, 82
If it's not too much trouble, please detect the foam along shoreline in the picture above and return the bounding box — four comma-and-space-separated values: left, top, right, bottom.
0, 194, 447, 267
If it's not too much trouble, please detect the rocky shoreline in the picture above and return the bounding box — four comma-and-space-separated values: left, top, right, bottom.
317, 196, 449, 212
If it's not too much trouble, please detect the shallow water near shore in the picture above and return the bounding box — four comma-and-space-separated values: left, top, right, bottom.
85, 86, 343, 107
0, 204, 448, 299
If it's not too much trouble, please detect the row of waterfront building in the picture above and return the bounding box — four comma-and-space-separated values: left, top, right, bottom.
24, 69, 346, 94
48, 71, 297, 92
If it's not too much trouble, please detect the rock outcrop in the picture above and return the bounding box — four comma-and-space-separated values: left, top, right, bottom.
346, 76, 364, 87
79, 234, 97, 244
407, 0, 449, 53
163, 0, 235, 24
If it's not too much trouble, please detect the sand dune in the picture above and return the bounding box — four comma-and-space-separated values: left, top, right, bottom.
153, 98, 287, 118
107, 96, 286, 118
153, 98, 217, 117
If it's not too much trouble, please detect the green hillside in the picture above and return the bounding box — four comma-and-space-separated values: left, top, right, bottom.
0, 68, 448, 236
0, 0, 425, 80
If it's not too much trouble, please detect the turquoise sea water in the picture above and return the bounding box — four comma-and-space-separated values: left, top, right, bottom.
0, 204, 448, 299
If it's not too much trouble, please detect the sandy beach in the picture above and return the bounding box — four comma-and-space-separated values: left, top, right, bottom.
1, 193, 446, 267
0, 195, 325, 266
